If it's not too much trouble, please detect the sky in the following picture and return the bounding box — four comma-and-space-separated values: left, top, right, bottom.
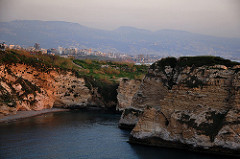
0, 0, 240, 38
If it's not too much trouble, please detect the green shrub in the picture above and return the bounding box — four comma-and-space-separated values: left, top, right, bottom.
151, 56, 239, 71
84, 76, 119, 103
178, 56, 239, 67
151, 57, 177, 70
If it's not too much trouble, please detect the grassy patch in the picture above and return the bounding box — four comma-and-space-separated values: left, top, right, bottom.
0, 49, 78, 72
73, 59, 147, 80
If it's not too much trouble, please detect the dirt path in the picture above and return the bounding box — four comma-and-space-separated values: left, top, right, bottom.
72, 61, 83, 69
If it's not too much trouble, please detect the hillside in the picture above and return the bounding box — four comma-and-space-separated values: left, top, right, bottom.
0, 20, 240, 59
0, 49, 147, 115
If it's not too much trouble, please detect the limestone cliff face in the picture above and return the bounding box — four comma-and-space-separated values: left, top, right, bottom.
116, 78, 141, 111
118, 108, 143, 129
0, 64, 95, 115
128, 63, 240, 155
117, 78, 142, 129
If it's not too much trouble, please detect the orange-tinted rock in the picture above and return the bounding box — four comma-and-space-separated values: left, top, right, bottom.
0, 64, 93, 115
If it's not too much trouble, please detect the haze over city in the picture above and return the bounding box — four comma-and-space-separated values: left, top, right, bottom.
0, 0, 240, 38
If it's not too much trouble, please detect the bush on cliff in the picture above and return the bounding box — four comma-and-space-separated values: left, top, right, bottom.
84, 76, 119, 104
150, 57, 177, 70
151, 56, 239, 70
178, 56, 239, 67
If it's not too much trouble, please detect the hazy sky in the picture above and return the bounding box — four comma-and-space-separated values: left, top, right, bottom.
0, 0, 240, 38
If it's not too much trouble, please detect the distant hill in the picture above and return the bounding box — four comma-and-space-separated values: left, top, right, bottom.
0, 20, 240, 59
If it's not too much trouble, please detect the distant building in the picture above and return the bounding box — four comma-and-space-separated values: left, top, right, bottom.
14, 45, 22, 50
0, 42, 5, 51
9, 45, 15, 49
40, 48, 47, 54
47, 49, 52, 54
26, 47, 35, 51
88, 48, 92, 54
137, 54, 145, 63
47, 48, 57, 55
34, 43, 40, 50
58, 46, 64, 54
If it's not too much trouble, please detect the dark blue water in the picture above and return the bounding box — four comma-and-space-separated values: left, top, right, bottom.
0, 111, 236, 159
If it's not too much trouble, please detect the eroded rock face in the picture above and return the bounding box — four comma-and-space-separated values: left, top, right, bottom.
52, 72, 92, 108
118, 108, 143, 129
129, 64, 240, 156
0, 64, 94, 115
117, 78, 143, 128
116, 78, 142, 111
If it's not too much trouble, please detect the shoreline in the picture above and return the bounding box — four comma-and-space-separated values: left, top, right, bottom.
0, 108, 70, 123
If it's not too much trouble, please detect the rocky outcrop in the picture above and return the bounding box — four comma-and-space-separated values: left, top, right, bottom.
118, 108, 143, 129
0, 63, 104, 116
117, 78, 142, 129
52, 72, 91, 108
116, 78, 141, 111
127, 61, 240, 156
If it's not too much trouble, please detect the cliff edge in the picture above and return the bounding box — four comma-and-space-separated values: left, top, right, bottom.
126, 56, 240, 156
0, 63, 93, 115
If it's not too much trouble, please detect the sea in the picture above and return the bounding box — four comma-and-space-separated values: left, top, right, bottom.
0, 110, 236, 159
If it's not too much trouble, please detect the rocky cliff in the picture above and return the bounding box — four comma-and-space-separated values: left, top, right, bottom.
0, 63, 109, 116
116, 78, 142, 111
117, 78, 143, 129
123, 57, 240, 156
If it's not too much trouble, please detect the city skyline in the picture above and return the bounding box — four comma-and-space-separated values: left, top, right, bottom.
0, 0, 240, 38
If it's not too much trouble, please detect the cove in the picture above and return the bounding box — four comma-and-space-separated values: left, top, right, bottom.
0, 110, 235, 159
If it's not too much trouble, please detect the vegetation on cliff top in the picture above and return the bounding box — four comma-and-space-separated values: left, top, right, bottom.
151, 56, 240, 70
73, 59, 147, 104
0, 49, 77, 71
0, 49, 147, 80
73, 59, 147, 80
149, 56, 239, 89
0, 49, 148, 107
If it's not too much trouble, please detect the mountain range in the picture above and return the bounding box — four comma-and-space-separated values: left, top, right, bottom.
0, 20, 240, 59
